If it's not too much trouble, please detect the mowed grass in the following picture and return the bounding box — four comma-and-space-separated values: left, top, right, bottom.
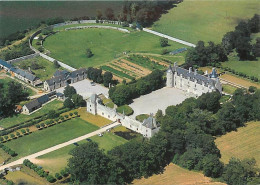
0, 99, 63, 128
222, 84, 238, 95
220, 74, 260, 88
221, 59, 260, 79
13, 56, 61, 81
4, 118, 98, 158
34, 132, 128, 174
43, 28, 186, 68
133, 163, 225, 185
215, 121, 260, 167
152, 0, 259, 44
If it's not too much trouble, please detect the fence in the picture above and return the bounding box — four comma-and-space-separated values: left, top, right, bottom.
7, 53, 39, 64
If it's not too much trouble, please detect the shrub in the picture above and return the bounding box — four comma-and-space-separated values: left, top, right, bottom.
46, 175, 56, 183
122, 21, 129, 27
160, 37, 168, 47
74, 111, 79, 116
10, 134, 15, 139
36, 124, 40, 129
55, 173, 62, 180
248, 86, 257, 93
16, 131, 21, 137
4, 135, 9, 141
254, 77, 258, 82
69, 112, 73, 117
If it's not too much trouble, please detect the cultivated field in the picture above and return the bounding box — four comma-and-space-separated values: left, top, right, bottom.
4, 118, 98, 159
13, 56, 62, 81
220, 74, 260, 89
43, 28, 187, 68
215, 121, 260, 167
152, 0, 259, 44
133, 163, 225, 185
33, 132, 128, 175
0, 99, 63, 129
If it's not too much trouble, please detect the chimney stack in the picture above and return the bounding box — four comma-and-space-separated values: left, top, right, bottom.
174, 62, 177, 67
189, 67, 192, 73
195, 69, 197, 75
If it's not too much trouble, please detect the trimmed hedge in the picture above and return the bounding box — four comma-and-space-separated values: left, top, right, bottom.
0, 144, 17, 157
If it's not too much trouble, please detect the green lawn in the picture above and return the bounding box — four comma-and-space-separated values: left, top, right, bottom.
0, 99, 63, 129
4, 118, 98, 159
152, 0, 259, 44
221, 58, 260, 79
13, 56, 61, 81
35, 132, 128, 174
43, 28, 187, 68
116, 105, 134, 116
0, 77, 35, 96
222, 84, 238, 95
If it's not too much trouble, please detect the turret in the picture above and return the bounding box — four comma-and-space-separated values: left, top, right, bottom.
210, 68, 218, 79
166, 65, 174, 87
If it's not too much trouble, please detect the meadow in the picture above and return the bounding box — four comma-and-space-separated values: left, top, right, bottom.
0, 99, 63, 129
215, 121, 260, 167
152, 0, 259, 44
4, 118, 98, 159
34, 132, 128, 175
43, 28, 187, 68
133, 163, 225, 185
0, 1, 123, 38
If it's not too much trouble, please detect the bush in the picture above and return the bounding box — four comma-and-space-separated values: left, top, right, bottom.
161, 49, 168, 55
116, 105, 134, 116
55, 173, 62, 180
160, 37, 168, 47
122, 21, 129, 27
46, 175, 56, 183
248, 86, 257, 93
86, 48, 93, 58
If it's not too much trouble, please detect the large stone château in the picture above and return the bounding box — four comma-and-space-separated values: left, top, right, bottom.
44, 68, 87, 92
166, 63, 222, 96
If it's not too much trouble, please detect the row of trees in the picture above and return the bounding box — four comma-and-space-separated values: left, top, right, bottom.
68, 88, 260, 184
87, 67, 117, 87
0, 81, 29, 118
63, 85, 85, 109
0, 144, 17, 157
109, 69, 164, 105
0, 128, 30, 143
185, 14, 260, 67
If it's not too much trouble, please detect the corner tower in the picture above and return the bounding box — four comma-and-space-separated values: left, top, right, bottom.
166, 65, 174, 87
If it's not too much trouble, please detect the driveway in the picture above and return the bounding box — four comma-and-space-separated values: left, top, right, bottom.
129, 87, 188, 118
56, 79, 109, 98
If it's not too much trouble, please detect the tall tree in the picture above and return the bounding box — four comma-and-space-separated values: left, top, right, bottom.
63, 85, 76, 98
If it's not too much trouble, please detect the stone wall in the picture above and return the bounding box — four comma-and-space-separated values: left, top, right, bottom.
7, 53, 39, 64
65, 25, 130, 33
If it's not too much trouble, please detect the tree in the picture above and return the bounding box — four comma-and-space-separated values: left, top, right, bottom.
68, 142, 110, 184
63, 85, 76, 98
71, 94, 85, 107
16, 132, 21, 137
53, 60, 60, 68
202, 154, 223, 178
160, 37, 168, 47
55, 173, 62, 180
247, 14, 260, 33
96, 9, 102, 20
64, 98, 75, 109
48, 110, 59, 119
26, 128, 30, 133
248, 86, 257, 93
252, 37, 260, 57
46, 175, 56, 183
86, 48, 93, 58
105, 8, 114, 20
235, 36, 252, 60
109, 85, 131, 106
4, 135, 9, 141
103, 71, 113, 87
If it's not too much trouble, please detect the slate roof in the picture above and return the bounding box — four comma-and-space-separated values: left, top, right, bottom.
10, 67, 37, 81
37, 94, 49, 104
90, 94, 97, 103
142, 115, 158, 129
170, 65, 216, 86
0, 59, 12, 69
45, 68, 87, 86
24, 99, 41, 110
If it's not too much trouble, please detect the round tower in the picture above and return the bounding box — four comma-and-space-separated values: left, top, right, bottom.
166, 65, 174, 87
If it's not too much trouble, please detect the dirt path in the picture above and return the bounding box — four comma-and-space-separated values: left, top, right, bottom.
0, 122, 121, 170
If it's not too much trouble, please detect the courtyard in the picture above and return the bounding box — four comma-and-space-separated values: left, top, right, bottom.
56, 78, 109, 98
129, 87, 188, 118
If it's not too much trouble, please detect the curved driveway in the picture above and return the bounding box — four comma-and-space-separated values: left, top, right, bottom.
0, 122, 121, 170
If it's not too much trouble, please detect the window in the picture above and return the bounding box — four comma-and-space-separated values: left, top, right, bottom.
102, 112, 104, 115
108, 115, 110, 118
90, 109, 92, 111
90, 105, 91, 107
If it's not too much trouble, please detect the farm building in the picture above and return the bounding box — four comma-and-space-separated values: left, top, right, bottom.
44, 68, 87, 92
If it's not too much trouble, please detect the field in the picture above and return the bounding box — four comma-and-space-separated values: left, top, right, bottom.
133, 163, 225, 185
33, 132, 128, 175
152, 0, 259, 44
215, 121, 260, 167
4, 118, 98, 159
0, 99, 63, 129
13, 56, 61, 81
220, 74, 260, 88
221, 59, 260, 79
0, 1, 124, 38
43, 28, 187, 68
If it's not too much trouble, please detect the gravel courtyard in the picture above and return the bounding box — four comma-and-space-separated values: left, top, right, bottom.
56, 79, 109, 98
129, 87, 188, 118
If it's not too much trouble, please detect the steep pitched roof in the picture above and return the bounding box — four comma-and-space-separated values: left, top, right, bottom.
24, 99, 41, 110
0, 59, 12, 69
54, 70, 69, 77
142, 115, 158, 129
70, 68, 87, 78
11, 67, 37, 81
37, 94, 49, 104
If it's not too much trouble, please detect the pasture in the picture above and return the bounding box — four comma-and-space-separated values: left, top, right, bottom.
34, 132, 128, 175
13, 56, 61, 81
215, 121, 260, 167
152, 0, 259, 44
133, 163, 225, 185
0, 99, 63, 129
4, 118, 98, 158
43, 28, 187, 68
